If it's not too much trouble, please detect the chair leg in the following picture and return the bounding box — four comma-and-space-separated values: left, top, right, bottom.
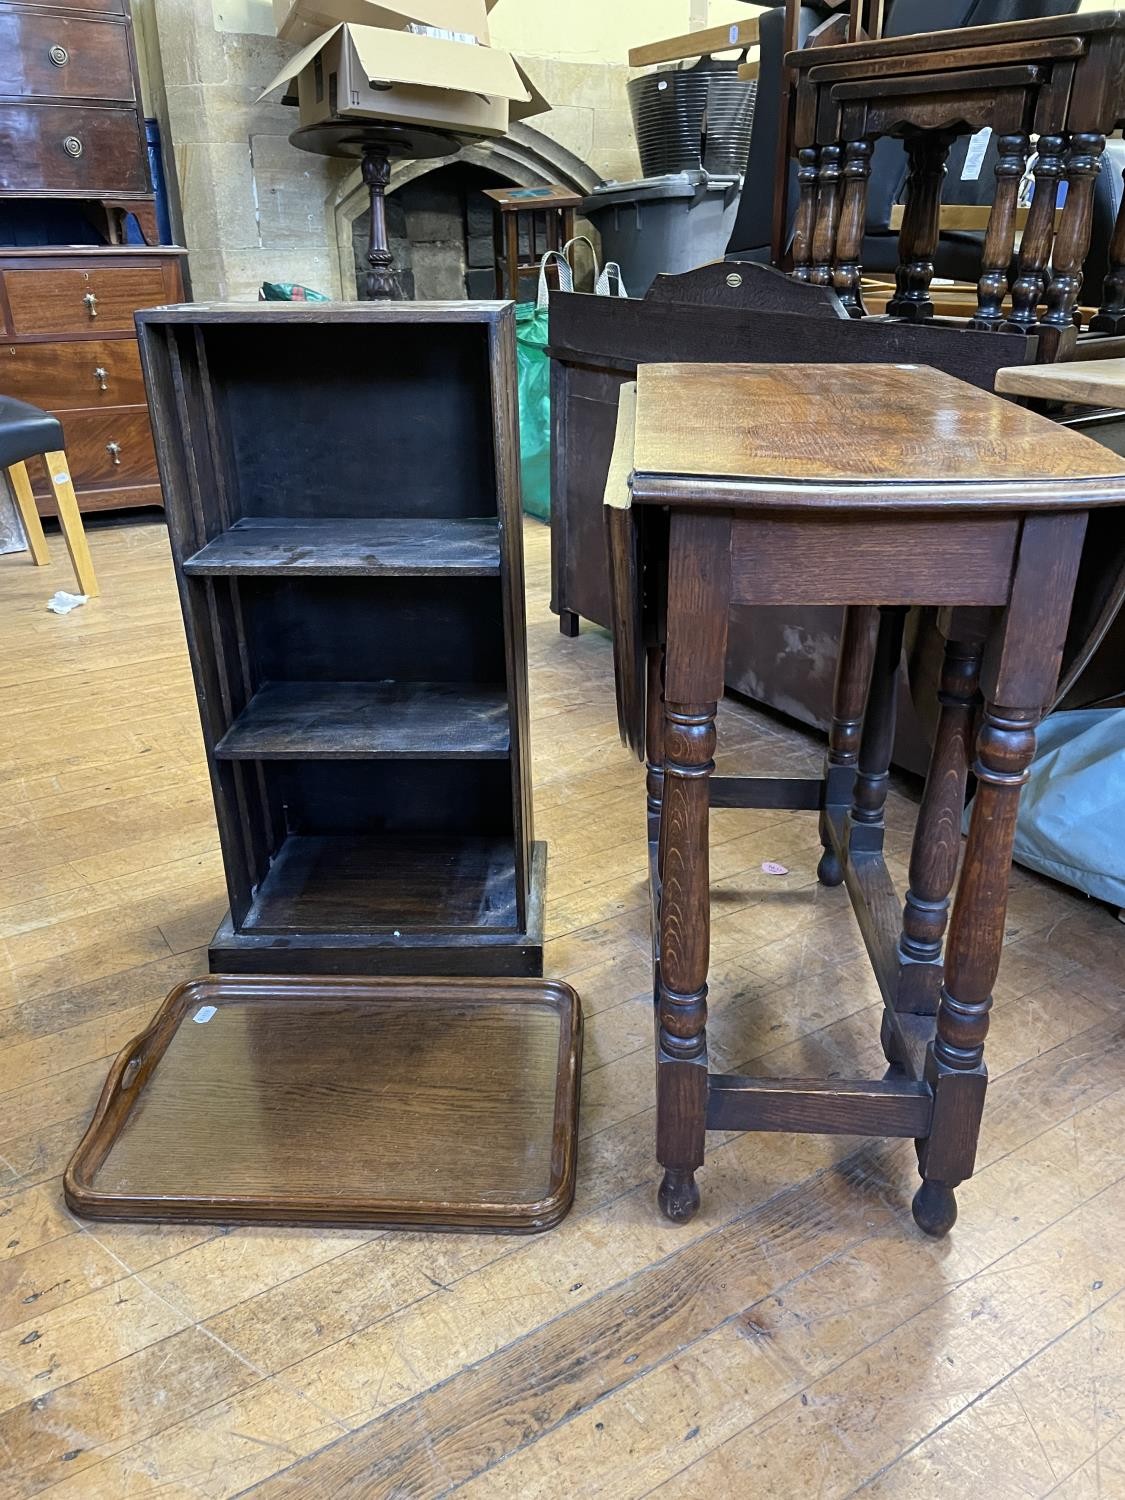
1039, 132, 1105, 356
791, 146, 821, 282
968, 132, 1029, 332
886, 133, 952, 322
1004, 133, 1067, 336
7, 461, 50, 566
43, 450, 98, 597
810, 144, 844, 287
833, 137, 873, 317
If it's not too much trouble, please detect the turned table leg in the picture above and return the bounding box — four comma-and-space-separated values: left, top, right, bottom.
894, 635, 982, 1018
810, 145, 844, 287
656, 512, 730, 1224
818, 604, 880, 887
969, 133, 1029, 332
834, 137, 873, 317
792, 147, 821, 282
646, 645, 666, 851
1091, 169, 1125, 335
362, 145, 399, 301
887, 134, 951, 322
647, 645, 666, 1006
915, 514, 1088, 1237
1039, 133, 1105, 356
1004, 134, 1066, 336
849, 606, 907, 855
914, 699, 1032, 1235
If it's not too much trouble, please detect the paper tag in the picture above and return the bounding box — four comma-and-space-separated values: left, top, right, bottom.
729, 23, 740, 44
53, 471, 70, 484
961, 127, 992, 182
406, 23, 476, 44
193, 1005, 217, 1024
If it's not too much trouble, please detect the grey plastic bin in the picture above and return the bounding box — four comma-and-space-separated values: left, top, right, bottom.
581, 172, 742, 296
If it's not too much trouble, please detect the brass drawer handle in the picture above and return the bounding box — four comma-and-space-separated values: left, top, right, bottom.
83, 291, 97, 318
49, 43, 69, 66
94, 366, 108, 391
106, 441, 121, 465
64, 135, 83, 159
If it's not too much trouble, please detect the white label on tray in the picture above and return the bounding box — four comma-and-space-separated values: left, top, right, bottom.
193, 1005, 217, 1023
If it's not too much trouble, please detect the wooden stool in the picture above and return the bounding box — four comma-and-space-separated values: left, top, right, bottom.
609, 361, 1125, 1236
2, 395, 98, 597
484, 185, 582, 300
786, 11, 1125, 359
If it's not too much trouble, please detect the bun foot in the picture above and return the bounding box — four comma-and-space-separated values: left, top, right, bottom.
912, 1178, 958, 1238
658, 1168, 701, 1223
817, 847, 845, 887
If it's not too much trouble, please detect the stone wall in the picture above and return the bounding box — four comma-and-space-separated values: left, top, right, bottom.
143, 0, 762, 299
148, 1, 352, 298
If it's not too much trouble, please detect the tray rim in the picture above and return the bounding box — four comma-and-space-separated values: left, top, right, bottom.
64, 972, 582, 1234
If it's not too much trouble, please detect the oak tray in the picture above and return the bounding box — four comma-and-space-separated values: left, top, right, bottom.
64, 974, 582, 1233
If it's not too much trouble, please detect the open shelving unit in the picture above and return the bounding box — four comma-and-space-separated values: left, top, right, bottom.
139, 301, 543, 976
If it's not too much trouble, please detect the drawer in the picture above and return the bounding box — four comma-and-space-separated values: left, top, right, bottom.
0, 338, 146, 408
0, 102, 146, 194
3, 263, 168, 335
0, 12, 134, 102
29, 405, 156, 493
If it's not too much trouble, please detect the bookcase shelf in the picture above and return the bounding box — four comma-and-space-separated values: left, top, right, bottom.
242, 833, 518, 934
215, 681, 510, 761
184, 516, 501, 578
140, 302, 542, 977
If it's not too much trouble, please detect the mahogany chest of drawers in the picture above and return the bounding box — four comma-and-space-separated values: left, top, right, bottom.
0, 0, 160, 243
0, 245, 186, 511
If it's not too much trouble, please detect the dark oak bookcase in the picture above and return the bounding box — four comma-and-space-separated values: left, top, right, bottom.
138, 301, 543, 976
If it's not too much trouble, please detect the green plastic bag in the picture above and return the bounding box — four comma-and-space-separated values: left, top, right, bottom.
515, 300, 550, 520
515, 239, 611, 519
259, 281, 330, 302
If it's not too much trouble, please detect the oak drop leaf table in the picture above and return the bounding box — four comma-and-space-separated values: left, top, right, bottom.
610, 362, 1125, 1236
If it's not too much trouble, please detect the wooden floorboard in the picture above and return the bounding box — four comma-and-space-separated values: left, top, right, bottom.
0, 517, 1121, 1499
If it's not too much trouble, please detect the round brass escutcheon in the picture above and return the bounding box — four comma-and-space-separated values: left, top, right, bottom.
63, 135, 83, 158
49, 43, 69, 66
725, 272, 743, 289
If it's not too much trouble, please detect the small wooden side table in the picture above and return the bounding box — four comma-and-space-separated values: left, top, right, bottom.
485, 185, 583, 299
611, 361, 1125, 1236
786, 12, 1125, 359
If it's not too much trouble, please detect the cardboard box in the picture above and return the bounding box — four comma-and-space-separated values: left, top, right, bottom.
273, 0, 491, 49
260, 21, 548, 140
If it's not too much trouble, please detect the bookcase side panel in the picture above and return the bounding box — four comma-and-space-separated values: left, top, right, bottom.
490, 307, 535, 925
138, 320, 268, 926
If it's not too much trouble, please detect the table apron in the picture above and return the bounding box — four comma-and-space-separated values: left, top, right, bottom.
728, 512, 1020, 606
